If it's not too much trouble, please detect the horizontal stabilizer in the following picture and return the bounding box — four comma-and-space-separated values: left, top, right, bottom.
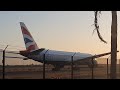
0, 49, 20, 54
5, 56, 28, 60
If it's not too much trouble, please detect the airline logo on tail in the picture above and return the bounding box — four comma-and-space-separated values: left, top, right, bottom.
20, 22, 39, 52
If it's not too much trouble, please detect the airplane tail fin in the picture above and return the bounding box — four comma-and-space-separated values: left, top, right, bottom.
20, 22, 39, 52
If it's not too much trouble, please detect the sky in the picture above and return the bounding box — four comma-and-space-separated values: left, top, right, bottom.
0, 11, 120, 65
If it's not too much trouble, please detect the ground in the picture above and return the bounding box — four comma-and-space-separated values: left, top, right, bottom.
0, 64, 120, 79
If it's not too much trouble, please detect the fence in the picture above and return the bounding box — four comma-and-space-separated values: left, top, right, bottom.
1, 51, 120, 79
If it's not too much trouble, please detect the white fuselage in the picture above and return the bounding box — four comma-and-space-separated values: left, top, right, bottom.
28, 49, 92, 63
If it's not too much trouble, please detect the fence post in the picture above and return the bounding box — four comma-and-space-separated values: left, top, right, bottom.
43, 49, 49, 79
2, 45, 8, 79
119, 59, 120, 79
2, 50, 5, 79
91, 58, 94, 79
71, 53, 76, 79
107, 58, 109, 79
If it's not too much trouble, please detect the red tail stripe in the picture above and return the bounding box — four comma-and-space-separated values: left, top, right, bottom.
21, 26, 32, 38
27, 45, 35, 52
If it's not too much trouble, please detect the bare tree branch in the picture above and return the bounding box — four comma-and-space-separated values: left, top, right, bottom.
94, 11, 107, 44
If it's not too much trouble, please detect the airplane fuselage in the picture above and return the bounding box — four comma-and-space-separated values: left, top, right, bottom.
35, 49, 91, 62
21, 48, 97, 68
18, 22, 101, 70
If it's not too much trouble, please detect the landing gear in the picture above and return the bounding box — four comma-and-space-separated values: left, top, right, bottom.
73, 67, 80, 70
52, 67, 60, 71
52, 65, 64, 71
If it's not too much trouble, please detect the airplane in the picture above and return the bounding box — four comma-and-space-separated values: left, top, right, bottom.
0, 22, 119, 71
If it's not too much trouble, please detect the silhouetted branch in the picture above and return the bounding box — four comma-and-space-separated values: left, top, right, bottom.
94, 11, 107, 44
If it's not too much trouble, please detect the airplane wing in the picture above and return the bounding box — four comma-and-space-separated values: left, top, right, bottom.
73, 51, 119, 63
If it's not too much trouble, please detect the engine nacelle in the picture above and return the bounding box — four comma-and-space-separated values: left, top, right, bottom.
88, 59, 98, 68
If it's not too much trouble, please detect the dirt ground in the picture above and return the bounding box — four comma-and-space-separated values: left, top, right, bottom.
0, 64, 120, 79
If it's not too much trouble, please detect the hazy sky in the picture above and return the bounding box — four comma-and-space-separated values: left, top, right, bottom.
0, 11, 120, 65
